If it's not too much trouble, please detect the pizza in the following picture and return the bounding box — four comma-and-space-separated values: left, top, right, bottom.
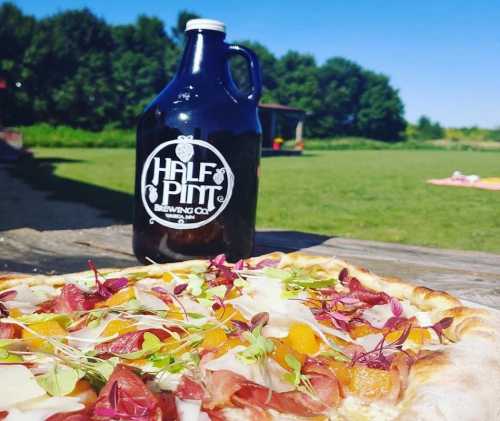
0, 252, 499, 421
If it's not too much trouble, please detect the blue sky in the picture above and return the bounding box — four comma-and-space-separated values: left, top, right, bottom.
12, 0, 500, 128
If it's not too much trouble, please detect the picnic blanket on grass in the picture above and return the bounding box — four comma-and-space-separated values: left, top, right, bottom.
428, 171, 500, 191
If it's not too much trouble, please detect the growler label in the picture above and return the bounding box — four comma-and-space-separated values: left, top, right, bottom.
141, 135, 234, 229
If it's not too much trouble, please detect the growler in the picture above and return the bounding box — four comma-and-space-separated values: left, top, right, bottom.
133, 18, 262, 263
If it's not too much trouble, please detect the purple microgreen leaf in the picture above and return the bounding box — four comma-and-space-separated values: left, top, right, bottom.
390, 324, 412, 347
338, 268, 349, 284
430, 317, 454, 343
250, 312, 269, 330
233, 259, 245, 271
173, 283, 188, 295
103, 277, 128, 293
231, 320, 250, 332
0, 290, 17, 302
211, 254, 226, 266
383, 316, 407, 330
168, 292, 189, 321
87, 259, 112, 298
390, 297, 403, 317
212, 295, 225, 312
0, 302, 9, 318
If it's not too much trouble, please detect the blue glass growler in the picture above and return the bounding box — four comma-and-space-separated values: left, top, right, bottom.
133, 19, 262, 263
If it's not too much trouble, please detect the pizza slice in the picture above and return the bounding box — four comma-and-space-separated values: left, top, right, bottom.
0, 252, 498, 420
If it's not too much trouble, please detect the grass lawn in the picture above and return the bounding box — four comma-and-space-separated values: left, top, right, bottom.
32, 148, 500, 253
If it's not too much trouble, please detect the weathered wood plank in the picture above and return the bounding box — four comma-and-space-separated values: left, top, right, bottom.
1, 225, 499, 308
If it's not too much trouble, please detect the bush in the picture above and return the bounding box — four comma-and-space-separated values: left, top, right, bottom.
18, 123, 135, 148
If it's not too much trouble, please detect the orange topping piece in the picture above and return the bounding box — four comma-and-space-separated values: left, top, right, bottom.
328, 359, 352, 386
216, 337, 243, 357
347, 366, 392, 400
96, 287, 135, 308
162, 272, 174, 283
385, 327, 431, 345
272, 339, 306, 370
350, 324, 380, 339
22, 320, 67, 351
287, 322, 320, 356
100, 319, 136, 338
201, 328, 228, 349
214, 304, 246, 326
69, 379, 97, 405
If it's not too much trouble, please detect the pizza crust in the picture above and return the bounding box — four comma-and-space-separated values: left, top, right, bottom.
1, 251, 500, 420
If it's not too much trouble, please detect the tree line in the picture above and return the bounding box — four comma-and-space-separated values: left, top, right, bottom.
0, 4, 407, 140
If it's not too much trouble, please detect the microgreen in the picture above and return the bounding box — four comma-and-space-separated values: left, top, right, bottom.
0, 290, 17, 301
0, 348, 22, 362
174, 283, 188, 295
231, 311, 269, 334
319, 346, 351, 363
351, 324, 413, 370
282, 354, 316, 397
87, 260, 128, 299
187, 276, 204, 297
36, 364, 83, 396
237, 325, 275, 364
206, 285, 227, 299
283, 354, 304, 386
149, 353, 185, 373
429, 317, 454, 343
0, 302, 8, 318
263, 267, 336, 290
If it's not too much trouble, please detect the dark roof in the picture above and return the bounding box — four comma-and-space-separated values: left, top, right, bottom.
258, 103, 305, 113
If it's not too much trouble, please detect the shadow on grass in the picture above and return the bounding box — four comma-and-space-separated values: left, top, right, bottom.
4, 155, 133, 230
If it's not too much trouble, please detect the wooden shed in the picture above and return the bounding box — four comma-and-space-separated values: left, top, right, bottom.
258, 103, 306, 150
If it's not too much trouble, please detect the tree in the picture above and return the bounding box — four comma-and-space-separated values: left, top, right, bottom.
0, 5, 408, 139
355, 71, 406, 140
171, 10, 200, 47
229, 40, 279, 103
413, 115, 444, 140
0, 3, 36, 125
313, 57, 365, 137
23, 8, 115, 129
111, 16, 175, 127
275, 52, 319, 104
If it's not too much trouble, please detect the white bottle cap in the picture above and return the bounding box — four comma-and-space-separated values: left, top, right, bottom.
185, 19, 226, 33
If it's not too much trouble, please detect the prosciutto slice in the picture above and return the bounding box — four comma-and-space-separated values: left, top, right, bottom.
189, 368, 340, 418
0, 322, 21, 339
95, 328, 170, 354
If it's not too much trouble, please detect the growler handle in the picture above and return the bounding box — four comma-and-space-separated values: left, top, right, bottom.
226, 44, 262, 103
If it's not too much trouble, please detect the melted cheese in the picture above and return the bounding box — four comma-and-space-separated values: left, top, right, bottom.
229, 276, 351, 342
175, 398, 202, 421
134, 287, 168, 311
68, 314, 117, 351
7, 397, 84, 421
203, 346, 294, 393
0, 365, 47, 408
334, 396, 399, 421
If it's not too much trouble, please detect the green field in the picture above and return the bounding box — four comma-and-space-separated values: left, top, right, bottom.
32, 148, 500, 253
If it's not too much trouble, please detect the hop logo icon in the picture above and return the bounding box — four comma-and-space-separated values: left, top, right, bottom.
145, 185, 158, 203
175, 142, 194, 163
213, 168, 225, 185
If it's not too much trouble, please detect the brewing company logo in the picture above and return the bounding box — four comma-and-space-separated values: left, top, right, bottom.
141, 135, 234, 229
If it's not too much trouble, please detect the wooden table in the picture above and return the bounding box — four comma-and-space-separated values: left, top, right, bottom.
1, 225, 499, 309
